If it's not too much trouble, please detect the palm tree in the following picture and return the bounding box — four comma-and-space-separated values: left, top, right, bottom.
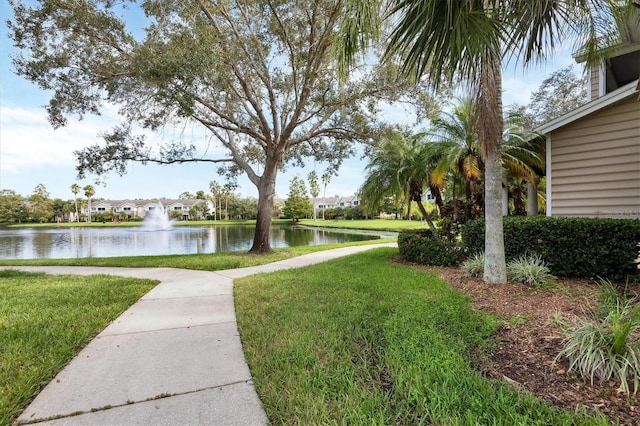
321, 172, 331, 220
360, 132, 439, 237
209, 181, 222, 221
430, 98, 543, 218
70, 183, 80, 223
500, 110, 545, 215
429, 98, 483, 221
83, 184, 95, 223
308, 171, 320, 221
339, 0, 630, 282
222, 182, 237, 220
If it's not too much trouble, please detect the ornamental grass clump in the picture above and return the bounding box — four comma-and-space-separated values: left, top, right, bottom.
557, 280, 640, 395
506, 254, 554, 286
461, 252, 484, 278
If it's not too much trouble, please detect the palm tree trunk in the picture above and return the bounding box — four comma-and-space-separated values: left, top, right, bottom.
465, 179, 473, 219
429, 184, 444, 216
415, 199, 439, 239
477, 53, 506, 283
527, 179, 537, 215
452, 179, 458, 222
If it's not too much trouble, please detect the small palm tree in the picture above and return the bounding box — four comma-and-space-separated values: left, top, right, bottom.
308, 171, 320, 221
430, 98, 543, 218
83, 185, 95, 223
209, 181, 222, 221
429, 98, 483, 221
70, 183, 80, 222
361, 132, 439, 238
321, 172, 331, 220
501, 110, 545, 214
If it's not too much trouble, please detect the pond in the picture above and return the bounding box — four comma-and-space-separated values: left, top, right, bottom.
0, 225, 389, 259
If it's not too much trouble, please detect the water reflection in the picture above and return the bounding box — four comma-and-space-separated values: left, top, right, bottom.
0, 225, 384, 259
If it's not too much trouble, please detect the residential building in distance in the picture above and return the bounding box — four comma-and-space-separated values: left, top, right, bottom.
81, 199, 213, 221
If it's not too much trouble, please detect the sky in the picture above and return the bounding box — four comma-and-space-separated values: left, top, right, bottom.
0, 4, 578, 202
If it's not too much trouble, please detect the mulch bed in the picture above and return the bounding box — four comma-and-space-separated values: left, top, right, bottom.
398, 259, 639, 425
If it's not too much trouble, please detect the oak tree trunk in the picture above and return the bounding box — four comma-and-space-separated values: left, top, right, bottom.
249, 163, 278, 254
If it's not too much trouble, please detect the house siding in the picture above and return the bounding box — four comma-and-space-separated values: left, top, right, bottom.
589, 64, 600, 100
549, 96, 640, 219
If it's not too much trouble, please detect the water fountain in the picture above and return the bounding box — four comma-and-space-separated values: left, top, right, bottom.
141, 202, 175, 231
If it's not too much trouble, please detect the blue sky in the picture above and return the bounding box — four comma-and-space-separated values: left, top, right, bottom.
0, 4, 577, 202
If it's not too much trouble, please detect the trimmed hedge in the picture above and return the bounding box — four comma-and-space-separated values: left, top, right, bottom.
398, 230, 462, 267
462, 216, 640, 281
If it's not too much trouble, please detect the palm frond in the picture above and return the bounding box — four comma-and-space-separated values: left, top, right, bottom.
385, 0, 505, 86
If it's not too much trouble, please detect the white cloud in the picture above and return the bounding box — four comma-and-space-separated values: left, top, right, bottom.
0, 105, 119, 173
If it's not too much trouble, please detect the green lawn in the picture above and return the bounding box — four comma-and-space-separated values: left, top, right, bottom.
1, 239, 611, 424
0, 271, 157, 425
235, 248, 609, 425
298, 218, 430, 232
0, 240, 393, 270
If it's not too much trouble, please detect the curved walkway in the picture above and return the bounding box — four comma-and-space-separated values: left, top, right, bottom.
11, 243, 396, 425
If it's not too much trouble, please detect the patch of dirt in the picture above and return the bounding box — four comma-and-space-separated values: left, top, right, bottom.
400, 260, 639, 425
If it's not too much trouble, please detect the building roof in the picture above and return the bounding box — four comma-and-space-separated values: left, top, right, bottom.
536, 79, 639, 134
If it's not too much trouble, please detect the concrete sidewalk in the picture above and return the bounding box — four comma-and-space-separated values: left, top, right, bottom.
12, 243, 396, 425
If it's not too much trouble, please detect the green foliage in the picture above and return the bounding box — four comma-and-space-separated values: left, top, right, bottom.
438, 199, 484, 241
322, 206, 366, 220
462, 217, 640, 281
360, 132, 440, 236
398, 230, 462, 267
283, 176, 313, 222
461, 252, 485, 278
524, 65, 588, 127
0, 189, 28, 224
557, 280, 640, 394
28, 184, 55, 223
506, 254, 555, 286
236, 249, 607, 424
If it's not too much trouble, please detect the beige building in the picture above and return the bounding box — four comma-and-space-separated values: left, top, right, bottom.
81, 199, 213, 220
539, 21, 640, 219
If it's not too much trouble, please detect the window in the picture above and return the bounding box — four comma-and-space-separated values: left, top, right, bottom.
605, 49, 640, 94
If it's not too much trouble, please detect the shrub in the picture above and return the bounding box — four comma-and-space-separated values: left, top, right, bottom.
461, 252, 484, 278
556, 280, 640, 394
398, 230, 462, 267
506, 254, 554, 286
462, 216, 640, 281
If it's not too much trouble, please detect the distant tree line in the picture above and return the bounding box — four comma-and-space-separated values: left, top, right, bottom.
0, 183, 273, 225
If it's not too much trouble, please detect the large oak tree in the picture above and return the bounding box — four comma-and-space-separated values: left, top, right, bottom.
8, 0, 406, 253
